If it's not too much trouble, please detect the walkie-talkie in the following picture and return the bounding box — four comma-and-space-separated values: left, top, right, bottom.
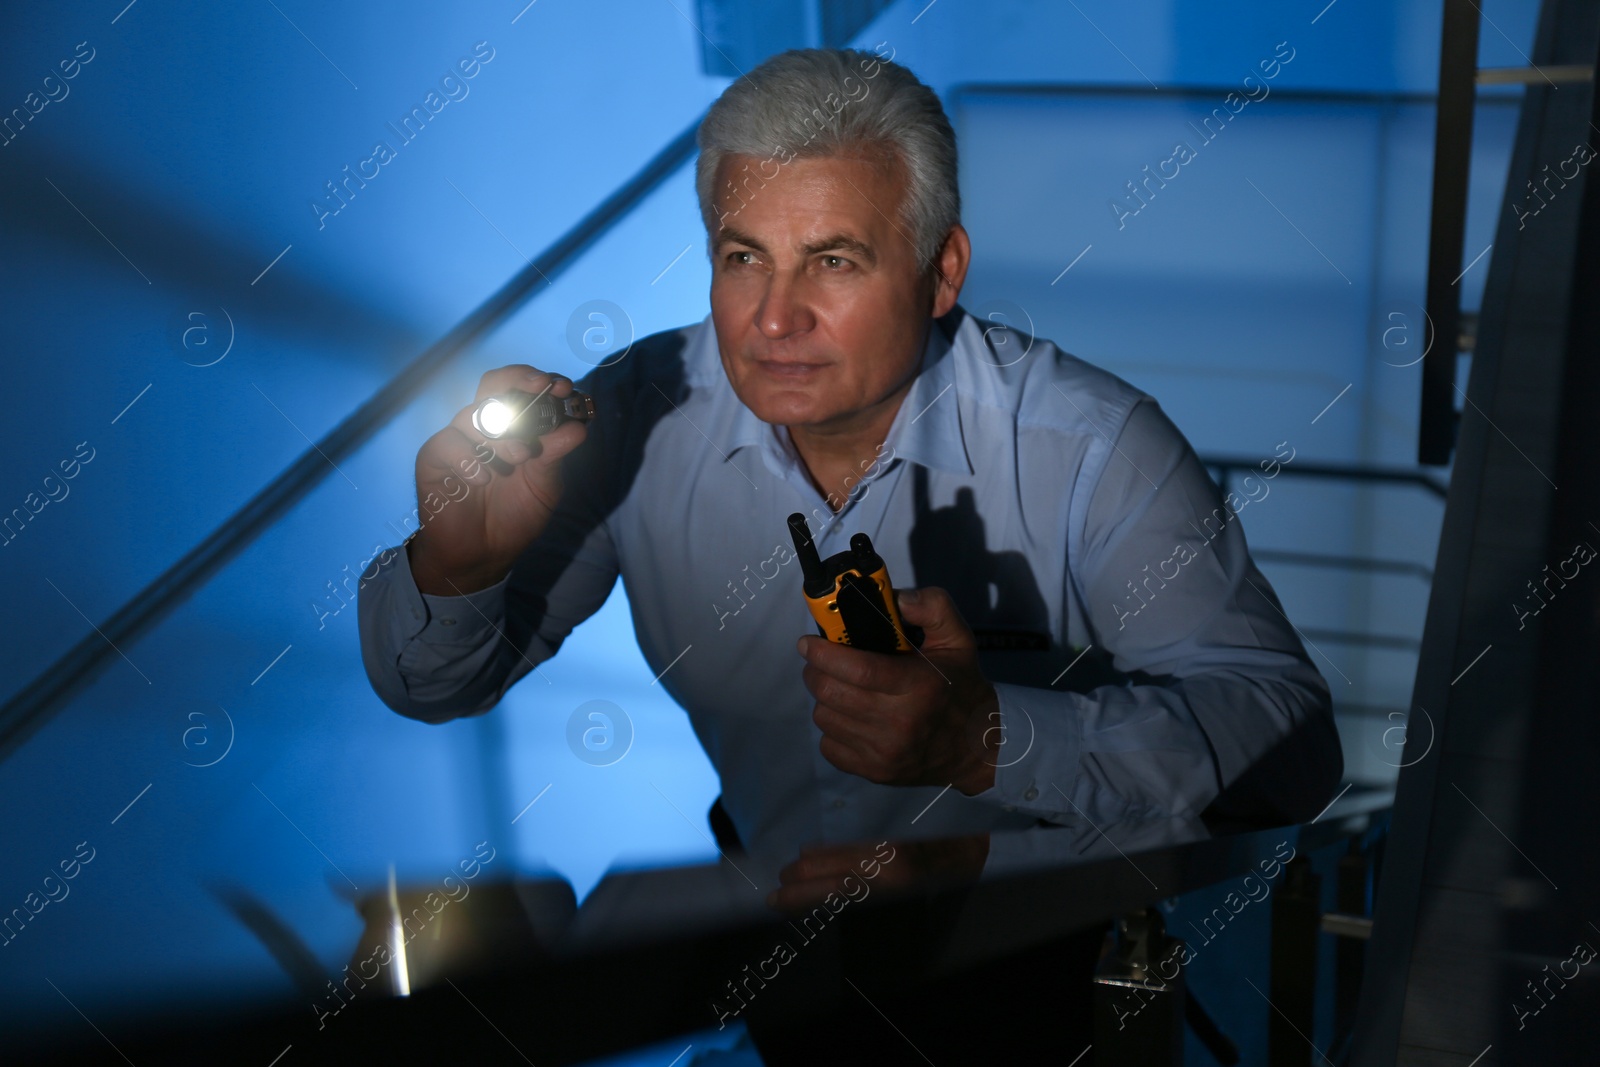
788, 512, 919, 653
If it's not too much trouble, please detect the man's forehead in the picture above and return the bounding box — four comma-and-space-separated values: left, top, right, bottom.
713, 222, 876, 257
710, 152, 905, 254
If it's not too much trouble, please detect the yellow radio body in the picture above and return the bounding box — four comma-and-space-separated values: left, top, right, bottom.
787, 513, 916, 654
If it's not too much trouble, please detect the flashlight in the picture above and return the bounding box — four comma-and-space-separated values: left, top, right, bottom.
471, 388, 596, 442
788, 513, 919, 654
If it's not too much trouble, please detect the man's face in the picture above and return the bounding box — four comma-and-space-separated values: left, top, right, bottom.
708, 151, 938, 432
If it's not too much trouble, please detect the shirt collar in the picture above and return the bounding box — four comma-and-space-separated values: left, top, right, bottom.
880, 309, 974, 476
706, 309, 974, 477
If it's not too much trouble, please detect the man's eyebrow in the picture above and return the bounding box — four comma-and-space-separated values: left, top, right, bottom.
713, 228, 877, 264
714, 227, 767, 252
800, 233, 876, 263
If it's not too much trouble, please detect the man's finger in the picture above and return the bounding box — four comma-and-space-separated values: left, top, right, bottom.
800, 662, 884, 719
817, 732, 878, 780
797, 633, 904, 692
892, 586, 976, 652
811, 700, 880, 754
420, 421, 519, 488
472, 365, 574, 405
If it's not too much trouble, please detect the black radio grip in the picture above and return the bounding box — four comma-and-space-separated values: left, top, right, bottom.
835, 573, 905, 653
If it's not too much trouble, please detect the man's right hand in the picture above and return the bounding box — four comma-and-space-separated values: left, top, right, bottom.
407, 365, 590, 596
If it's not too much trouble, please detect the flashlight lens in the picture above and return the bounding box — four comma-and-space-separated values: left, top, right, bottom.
476, 398, 516, 438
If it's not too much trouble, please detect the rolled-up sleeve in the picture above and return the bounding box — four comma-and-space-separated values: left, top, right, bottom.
970, 398, 1342, 827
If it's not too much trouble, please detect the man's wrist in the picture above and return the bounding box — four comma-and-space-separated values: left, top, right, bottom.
954, 687, 1001, 796
406, 537, 512, 597
957, 759, 997, 796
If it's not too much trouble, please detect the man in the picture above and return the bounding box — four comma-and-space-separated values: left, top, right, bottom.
357, 48, 1342, 870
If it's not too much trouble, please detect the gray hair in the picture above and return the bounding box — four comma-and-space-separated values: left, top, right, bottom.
695, 47, 960, 271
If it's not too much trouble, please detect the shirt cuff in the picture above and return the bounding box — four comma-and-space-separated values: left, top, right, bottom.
399, 542, 512, 648
966, 681, 1084, 824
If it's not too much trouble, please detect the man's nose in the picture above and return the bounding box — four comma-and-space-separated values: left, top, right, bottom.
757, 272, 814, 339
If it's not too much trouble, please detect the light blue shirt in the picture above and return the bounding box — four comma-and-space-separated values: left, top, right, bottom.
358, 306, 1341, 862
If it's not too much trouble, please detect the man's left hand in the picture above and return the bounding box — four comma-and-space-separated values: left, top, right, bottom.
798, 586, 999, 796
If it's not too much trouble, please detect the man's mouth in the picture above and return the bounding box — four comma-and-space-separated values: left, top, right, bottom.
756, 359, 827, 378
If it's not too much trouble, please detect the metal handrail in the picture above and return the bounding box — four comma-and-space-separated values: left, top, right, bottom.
1201, 456, 1449, 500
1201, 454, 1446, 659
1250, 549, 1434, 583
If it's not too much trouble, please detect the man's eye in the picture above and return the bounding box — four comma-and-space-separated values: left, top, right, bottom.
727, 251, 754, 266
821, 255, 850, 270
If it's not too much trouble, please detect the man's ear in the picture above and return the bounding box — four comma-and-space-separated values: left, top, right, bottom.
928, 223, 971, 318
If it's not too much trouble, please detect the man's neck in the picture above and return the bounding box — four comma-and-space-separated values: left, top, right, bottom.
788, 373, 914, 512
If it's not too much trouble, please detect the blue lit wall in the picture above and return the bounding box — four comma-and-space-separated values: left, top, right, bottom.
0, 0, 1541, 1051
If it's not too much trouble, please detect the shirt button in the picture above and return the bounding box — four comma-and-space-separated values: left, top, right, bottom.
1023, 786, 1039, 801
1001, 804, 1016, 813
440, 618, 456, 626
832, 798, 846, 809
411, 608, 421, 620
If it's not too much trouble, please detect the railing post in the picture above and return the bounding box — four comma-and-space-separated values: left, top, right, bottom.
1269, 856, 1322, 1065
1094, 909, 1186, 1065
